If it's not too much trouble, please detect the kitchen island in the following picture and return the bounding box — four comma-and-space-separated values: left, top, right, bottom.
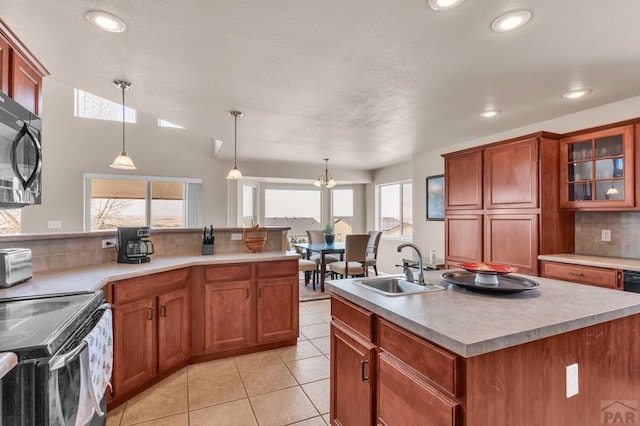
326, 270, 640, 426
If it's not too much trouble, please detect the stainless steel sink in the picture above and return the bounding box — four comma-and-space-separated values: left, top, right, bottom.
352, 276, 445, 296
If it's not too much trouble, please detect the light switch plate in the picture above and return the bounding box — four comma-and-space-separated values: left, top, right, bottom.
231, 233, 242, 241
566, 363, 579, 398
602, 229, 611, 242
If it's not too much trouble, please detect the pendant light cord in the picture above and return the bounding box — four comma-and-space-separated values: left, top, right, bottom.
121, 85, 126, 152
234, 113, 238, 167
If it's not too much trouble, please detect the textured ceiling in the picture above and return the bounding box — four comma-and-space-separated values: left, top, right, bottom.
2, 0, 640, 170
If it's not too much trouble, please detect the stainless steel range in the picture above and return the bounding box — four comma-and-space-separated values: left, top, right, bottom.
0, 291, 111, 425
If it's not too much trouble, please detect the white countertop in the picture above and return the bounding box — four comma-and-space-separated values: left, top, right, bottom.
0, 252, 299, 299
326, 269, 640, 358
538, 253, 640, 271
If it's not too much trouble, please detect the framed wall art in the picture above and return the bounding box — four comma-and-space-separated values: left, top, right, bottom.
426, 174, 445, 220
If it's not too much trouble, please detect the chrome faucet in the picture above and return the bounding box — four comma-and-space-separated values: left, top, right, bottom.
397, 243, 425, 284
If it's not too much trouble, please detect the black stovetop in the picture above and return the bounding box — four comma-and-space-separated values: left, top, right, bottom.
0, 291, 104, 360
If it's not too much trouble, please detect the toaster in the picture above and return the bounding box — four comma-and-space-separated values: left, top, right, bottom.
0, 248, 33, 288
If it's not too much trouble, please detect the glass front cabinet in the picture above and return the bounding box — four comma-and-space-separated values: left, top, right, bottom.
559, 125, 635, 209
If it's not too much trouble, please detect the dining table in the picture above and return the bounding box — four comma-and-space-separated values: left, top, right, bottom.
294, 242, 346, 292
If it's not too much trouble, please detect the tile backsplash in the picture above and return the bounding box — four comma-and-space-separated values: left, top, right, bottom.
575, 211, 640, 258
0, 228, 288, 273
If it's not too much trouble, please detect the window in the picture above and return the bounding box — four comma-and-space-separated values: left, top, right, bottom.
84, 174, 202, 230
74, 89, 136, 123
378, 181, 412, 237
242, 184, 257, 226
0, 209, 21, 234
332, 188, 353, 242
264, 188, 321, 241
158, 119, 185, 129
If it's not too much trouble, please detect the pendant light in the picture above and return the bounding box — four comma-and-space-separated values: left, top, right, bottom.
110, 80, 137, 170
313, 158, 336, 188
606, 181, 619, 196
226, 110, 244, 179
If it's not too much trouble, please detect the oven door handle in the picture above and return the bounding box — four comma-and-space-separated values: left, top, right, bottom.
49, 341, 86, 372
49, 304, 111, 372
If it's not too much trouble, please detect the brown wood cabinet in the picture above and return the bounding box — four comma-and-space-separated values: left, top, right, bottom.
331, 294, 640, 426
560, 125, 635, 210
330, 295, 375, 426
330, 322, 375, 426
443, 134, 574, 275
444, 150, 483, 211
112, 269, 190, 398
0, 18, 48, 115
540, 260, 622, 289
331, 295, 461, 426
193, 260, 299, 357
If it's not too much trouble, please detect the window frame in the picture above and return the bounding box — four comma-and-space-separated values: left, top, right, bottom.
83, 173, 202, 230
376, 180, 413, 239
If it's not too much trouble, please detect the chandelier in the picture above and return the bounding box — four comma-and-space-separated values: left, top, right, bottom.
313, 158, 336, 188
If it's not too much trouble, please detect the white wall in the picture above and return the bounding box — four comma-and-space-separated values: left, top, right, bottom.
20, 78, 373, 233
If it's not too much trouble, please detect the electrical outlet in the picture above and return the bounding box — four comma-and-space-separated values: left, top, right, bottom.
602, 229, 611, 242
47, 221, 62, 229
231, 233, 242, 241
566, 363, 579, 398
102, 238, 117, 249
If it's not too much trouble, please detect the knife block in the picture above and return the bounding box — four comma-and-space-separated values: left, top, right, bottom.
202, 240, 214, 255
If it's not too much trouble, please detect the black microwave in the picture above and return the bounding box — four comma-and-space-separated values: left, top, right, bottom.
0, 92, 42, 208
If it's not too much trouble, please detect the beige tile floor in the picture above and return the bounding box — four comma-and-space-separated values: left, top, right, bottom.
107, 298, 332, 426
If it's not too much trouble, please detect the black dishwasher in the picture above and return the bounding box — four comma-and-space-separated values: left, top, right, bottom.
623, 270, 640, 293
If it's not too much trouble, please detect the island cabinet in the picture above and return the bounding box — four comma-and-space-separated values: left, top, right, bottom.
111, 268, 190, 399
190, 259, 299, 359
0, 18, 48, 115
559, 124, 635, 210
330, 293, 640, 426
330, 295, 375, 426
330, 295, 461, 426
443, 133, 574, 275
540, 260, 622, 290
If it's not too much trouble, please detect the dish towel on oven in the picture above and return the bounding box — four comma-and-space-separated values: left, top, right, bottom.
76, 308, 113, 426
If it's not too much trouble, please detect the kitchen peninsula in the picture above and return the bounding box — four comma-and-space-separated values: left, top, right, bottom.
326, 270, 640, 426
0, 248, 301, 407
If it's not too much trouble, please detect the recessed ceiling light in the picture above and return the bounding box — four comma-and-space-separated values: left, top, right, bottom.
480, 109, 501, 118
562, 89, 592, 99
86, 10, 126, 33
491, 10, 532, 33
428, 0, 465, 11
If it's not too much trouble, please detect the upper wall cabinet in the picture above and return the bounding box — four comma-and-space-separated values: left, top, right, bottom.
0, 19, 49, 115
559, 125, 635, 210
484, 138, 538, 209
444, 150, 483, 211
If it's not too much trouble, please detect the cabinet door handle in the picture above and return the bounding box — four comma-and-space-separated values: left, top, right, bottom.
148, 307, 154, 320
161, 305, 167, 317
245, 288, 250, 298
569, 272, 584, 276
360, 360, 369, 382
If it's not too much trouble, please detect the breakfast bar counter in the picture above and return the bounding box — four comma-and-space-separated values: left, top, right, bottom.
0, 252, 299, 299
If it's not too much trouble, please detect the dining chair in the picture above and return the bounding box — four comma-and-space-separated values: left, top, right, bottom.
364, 230, 382, 276
329, 234, 370, 279
298, 258, 318, 288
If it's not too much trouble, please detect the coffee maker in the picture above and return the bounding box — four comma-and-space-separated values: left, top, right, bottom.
117, 227, 155, 264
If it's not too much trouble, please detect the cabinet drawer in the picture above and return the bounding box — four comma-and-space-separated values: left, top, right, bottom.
378, 319, 460, 396
331, 295, 373, 341
255, 259, 297, 278
114, 268, 189, 303
540, 261, 621, 289
204, 264, 251, 282
378, 353, 458, 426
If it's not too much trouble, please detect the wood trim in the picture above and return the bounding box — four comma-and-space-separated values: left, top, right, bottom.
441, 131, 561, 158
0, 18, 49, 76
